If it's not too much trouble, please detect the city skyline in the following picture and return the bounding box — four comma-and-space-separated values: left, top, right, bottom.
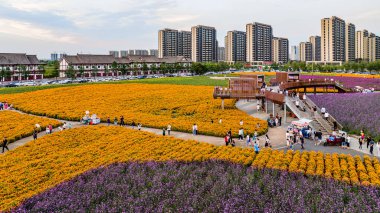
0, 0, 379, 59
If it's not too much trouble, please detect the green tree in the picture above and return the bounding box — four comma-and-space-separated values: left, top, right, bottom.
160, 63, 167, 74
120, 64, 128, 76
142, 63, 148, 74
175, 63, 183, 74
66, 65, 77, 80
91, 66, 98, 79
78, 66, 85, 78
111, 61, 118, 76
104, 65, 110, 77
151, 64, 157, 74
18, 65, 28, 81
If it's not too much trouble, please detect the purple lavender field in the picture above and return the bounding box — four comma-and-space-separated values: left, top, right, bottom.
14, 161, 380, 212
309, 93, 380, 139
301, 75, 380, 90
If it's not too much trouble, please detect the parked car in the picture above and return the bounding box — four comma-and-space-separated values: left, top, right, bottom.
4, 83, 18, 87
324, 135, 345, 146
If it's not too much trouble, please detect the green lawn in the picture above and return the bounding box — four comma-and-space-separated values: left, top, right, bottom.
0, 76, 228, 95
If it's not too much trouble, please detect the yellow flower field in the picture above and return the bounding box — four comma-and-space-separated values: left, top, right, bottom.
0, 110, 62, 142
1, 84, 267, 137
1, 126, 379, 211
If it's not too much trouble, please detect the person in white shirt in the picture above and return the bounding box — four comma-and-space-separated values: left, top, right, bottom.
167, 124, 171, 135
238, 128, 244, 141
321, 107, 326, 114
192, 124, 196, 135
303, 94, 306, 100
257, 104, 260, 112
324, 112, 329, 120
295, 100, 300, 108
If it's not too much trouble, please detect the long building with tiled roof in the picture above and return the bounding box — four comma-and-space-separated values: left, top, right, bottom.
0, 53, 44, 81
60, 54, 192, 77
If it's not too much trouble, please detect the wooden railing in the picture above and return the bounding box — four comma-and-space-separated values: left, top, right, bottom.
265, 91, 285, 104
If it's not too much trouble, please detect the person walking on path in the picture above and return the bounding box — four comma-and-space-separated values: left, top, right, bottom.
238, 128, 244, 141
33, 129, 38, 141
324, 112, 329, 121
131, 121, 136, 129
279, 116, 282, 126
120, 116, 124, 126
138, 123, 142, 131
167, 124, 171, 135
162, 128, 166, 136
113, 117, 118, 125
192, 124, 197, 136
2, 137, 9, 153
107, 117, 111, 126
48, 124, 53, 134
246, 134, 251, 147
367, 136, 372, 149
300, 135, 305, 150
359, 138, 363, 150
254, 142, 260, 154
224, 134, 229, 146
370, 139, 375, 155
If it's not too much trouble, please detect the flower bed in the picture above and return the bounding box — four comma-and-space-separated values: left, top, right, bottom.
301, 75, 380, 90
1, 84, 267, 137
1, 126, 380, 211
0, 110, 62, 143
308, 93, 380, 139
14, 161, 380, 212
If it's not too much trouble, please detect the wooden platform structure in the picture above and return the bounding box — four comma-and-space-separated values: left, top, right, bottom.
213, 74, 285, 109
271, 72, 351, 93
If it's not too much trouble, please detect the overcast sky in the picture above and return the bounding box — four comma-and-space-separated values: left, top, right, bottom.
0, 0, 379, 59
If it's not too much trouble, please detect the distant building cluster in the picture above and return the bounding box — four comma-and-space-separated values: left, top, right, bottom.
158, 16, 379, 64
108, 49, 158, 58
298, 16, 379, 63
51, 53, 67, 61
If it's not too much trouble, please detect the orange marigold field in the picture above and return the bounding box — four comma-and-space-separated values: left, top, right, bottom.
1, 84, 267, 137
1, 126, 379, 211
0, 110, 61, 142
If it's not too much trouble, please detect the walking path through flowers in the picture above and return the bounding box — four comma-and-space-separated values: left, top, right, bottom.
1, 107, 375, 158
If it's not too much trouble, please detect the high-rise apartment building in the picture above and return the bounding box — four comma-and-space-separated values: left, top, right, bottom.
272, 37, 289, 64
128, 50, 135, 55
369, 36, 380, 62
355, 30, 368, 60
51, 53, 59, 61
225, 30, 246, 63
178, 31, 192, 59
158, 29, 179, 58
321, 16, 346, 62
135, 50, 149, 55
109, 51, 119, 58
290, 46, 299, 61
120, 50, 128, 57
191, 25, 218, 62
345, 23, 356, 62
149, 49, 158, 56
246, 22, 273, 62
309, 36, 321, 61
299, 42, 313, 62
218, 47, 225, 62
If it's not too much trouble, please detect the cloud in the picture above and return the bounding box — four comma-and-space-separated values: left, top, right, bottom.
0, 18, 78, 43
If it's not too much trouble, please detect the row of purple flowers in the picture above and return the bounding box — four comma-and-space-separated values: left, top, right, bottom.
308, 93, 380, 140
14, 161, 380, 212
301, 75, 380, 90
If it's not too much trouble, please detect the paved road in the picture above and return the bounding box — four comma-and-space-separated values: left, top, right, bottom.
236, 100, 378, 158
1, 107, 377, 159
